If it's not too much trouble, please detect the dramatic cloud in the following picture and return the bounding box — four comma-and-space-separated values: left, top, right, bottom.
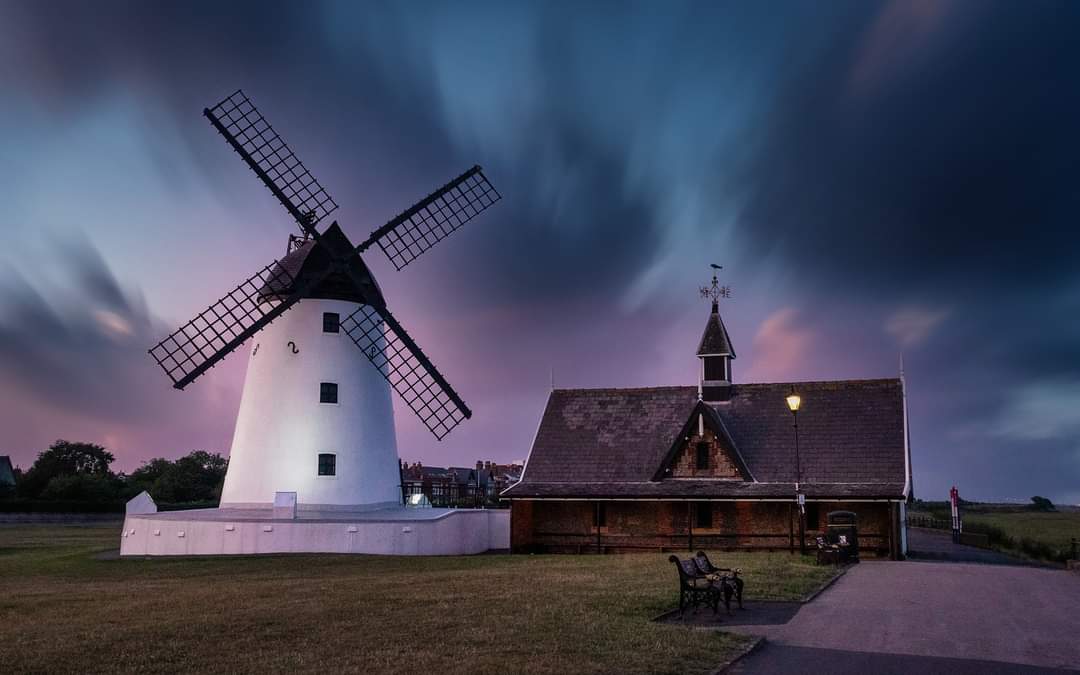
992, 380, 1080, 443
746, 308, 816, 382
884, 307, 950, 348
0, 0, 1077, 502
0, 237, 242, 469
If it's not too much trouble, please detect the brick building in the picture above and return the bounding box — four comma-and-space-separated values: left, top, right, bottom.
502, 297, 912, 559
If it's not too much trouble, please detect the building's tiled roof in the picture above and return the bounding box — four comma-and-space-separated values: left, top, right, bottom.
697, 306, 735, 357
519, 387, 701, 485
447, 467, 494, 486
505, 379, 906, 500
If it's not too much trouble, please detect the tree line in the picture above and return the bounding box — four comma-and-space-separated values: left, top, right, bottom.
2, 439, 227, 506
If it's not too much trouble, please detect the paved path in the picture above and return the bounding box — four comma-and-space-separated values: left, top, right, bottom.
907, 528, 1044, 566
726, 561, 1080, 672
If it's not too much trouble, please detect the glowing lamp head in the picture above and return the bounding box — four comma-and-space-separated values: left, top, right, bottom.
786, 392, 801, 413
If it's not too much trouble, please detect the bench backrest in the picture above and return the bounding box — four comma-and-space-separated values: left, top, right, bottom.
668, 555, 703, 587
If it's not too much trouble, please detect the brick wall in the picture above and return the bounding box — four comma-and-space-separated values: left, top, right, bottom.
511, 499, 898, 556
510, 498, 533, 551
668, 427, 744, 479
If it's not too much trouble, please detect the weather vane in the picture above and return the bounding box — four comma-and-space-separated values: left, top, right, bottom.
700, 263, 731, 304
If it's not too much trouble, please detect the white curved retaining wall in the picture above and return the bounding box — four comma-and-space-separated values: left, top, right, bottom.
220, 298, 400, 509
119, 509, 510, 556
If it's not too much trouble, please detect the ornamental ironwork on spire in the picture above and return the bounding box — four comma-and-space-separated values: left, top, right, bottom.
697, 266, 735, 358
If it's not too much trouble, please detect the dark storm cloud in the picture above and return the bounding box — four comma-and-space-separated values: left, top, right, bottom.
1, 0, 1076, 501
723, 1, 1080, 502
736, 0, 1080, 295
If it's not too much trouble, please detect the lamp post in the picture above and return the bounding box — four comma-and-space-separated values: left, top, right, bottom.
786, 388, 806, 555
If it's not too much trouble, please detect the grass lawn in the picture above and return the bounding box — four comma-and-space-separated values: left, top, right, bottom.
963, 511, 1080, 555
0, 524, 836, 674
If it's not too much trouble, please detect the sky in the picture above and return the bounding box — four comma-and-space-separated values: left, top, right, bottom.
1, 0, 1078, 505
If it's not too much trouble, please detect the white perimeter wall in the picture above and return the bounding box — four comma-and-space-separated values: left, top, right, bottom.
220, 299, 400, 509
120, 510, 510, 556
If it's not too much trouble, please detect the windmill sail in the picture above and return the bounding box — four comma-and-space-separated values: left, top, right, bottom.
151, 89, 500, 442
204, 90, 338, 236
149, 259, 310, 389
340, 304, 472, 440
358, 165, 500, 270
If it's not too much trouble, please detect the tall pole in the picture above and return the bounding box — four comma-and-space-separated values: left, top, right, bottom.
794, 410, 806, 554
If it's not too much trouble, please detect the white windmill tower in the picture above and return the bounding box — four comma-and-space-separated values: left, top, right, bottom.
148, 90, 500, 512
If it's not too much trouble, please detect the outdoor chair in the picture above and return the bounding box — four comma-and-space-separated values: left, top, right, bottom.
668, 555, 722, 615
693, 550, 744, 610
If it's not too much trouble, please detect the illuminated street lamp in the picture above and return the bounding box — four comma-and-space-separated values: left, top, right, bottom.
787, 387, 806, 554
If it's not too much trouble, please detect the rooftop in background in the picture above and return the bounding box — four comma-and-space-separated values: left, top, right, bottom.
0, 456, 15, 487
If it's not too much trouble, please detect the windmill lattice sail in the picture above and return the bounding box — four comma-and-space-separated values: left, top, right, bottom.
149, 260, 303, 389
151, 88, 501, 441
205, 90, 338, 233
341, 305, 472, 440
361, 166, 501, 270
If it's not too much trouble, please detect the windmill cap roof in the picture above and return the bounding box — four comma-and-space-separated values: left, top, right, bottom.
259, 224, 383, 305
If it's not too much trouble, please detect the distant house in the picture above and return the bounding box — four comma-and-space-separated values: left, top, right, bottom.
0, 456, 15, 491
503, 299, 912, 559
401, 461, 522, 507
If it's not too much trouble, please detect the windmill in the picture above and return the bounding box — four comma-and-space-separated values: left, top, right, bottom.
149, 90, 500, 510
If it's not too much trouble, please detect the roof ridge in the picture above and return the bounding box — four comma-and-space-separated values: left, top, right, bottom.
731, 377, 901, 387
552, 385, 697, 394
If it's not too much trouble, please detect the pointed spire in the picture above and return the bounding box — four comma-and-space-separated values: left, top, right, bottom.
697, 267, 735, 401
697, 306, 736, 358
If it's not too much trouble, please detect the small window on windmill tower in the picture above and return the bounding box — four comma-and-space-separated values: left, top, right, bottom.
320, 382, 338, 404
322, 312, 340, 334
318, 453, 336, 476
695, 442, 710, 470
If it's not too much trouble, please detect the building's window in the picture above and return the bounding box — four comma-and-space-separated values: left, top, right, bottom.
695, 442, 710, 470
318, 453, 336, 476
694, 502, 713, 529
704, 356, 727, 381
593, 502, 607, 528
322, 312, 340, 334
804, 502, 820, 530
320, 382, 338, 404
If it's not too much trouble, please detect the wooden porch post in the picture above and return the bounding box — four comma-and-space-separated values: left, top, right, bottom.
595, 501, 602, 554
889, 502, 900, 561
687, 502, 694, 552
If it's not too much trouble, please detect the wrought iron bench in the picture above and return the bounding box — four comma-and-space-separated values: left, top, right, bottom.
815, 535, 855, 565
693, 550, 744, 610
668, 555, 722, 615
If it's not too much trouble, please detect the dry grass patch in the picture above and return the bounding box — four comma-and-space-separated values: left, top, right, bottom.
0, 524, 836, 674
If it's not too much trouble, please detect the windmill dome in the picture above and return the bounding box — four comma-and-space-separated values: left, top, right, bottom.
260, 223, 384, 305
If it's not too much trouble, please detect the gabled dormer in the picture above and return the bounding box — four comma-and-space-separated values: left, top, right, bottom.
654, 401, 754, 481
698, 300, 736, 402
